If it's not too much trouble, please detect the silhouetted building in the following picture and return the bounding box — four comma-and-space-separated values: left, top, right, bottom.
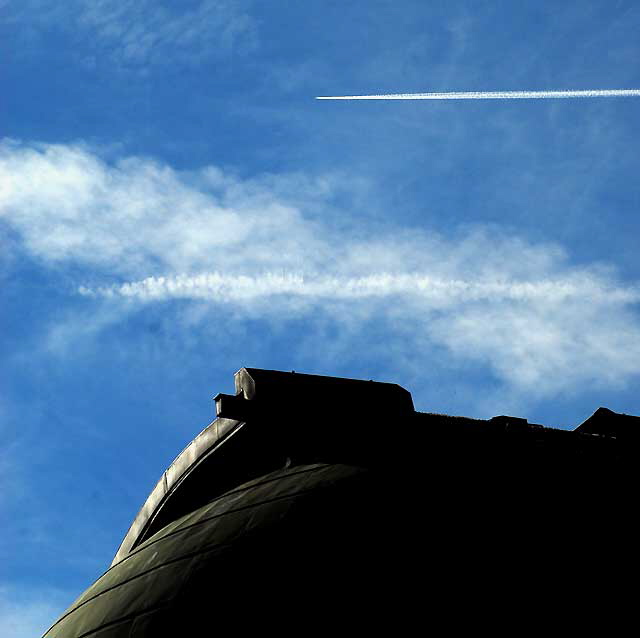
44, 368, 636, 637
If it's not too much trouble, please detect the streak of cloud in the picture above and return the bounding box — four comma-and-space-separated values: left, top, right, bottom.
317, 89, 640, 100
80, 272, 640, 306
2, 139, 640, 398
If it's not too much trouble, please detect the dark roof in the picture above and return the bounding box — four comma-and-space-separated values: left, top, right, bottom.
45, 367, 636, 637
112, 368, 630, 566
575, 406, 640, 439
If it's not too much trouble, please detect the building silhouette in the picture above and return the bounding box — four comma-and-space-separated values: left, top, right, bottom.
44, 368, 635, 637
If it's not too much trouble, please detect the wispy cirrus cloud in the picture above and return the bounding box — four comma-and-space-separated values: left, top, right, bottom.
6, 0, 257, 69
2, 138, 640, 398
0, 586, 71, 638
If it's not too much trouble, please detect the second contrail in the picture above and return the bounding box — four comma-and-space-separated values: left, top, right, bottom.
316, 89, 640, 100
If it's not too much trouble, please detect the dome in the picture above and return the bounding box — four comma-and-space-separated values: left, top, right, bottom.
44, 368, 631, 636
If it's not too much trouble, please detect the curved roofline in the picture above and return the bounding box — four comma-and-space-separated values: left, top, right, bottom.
111, 367, 416, 566
112, 367, 630, 568
111, 416, 242, 566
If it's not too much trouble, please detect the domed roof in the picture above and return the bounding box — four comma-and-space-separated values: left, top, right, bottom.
45, 463, 378, 636
44, 368, 633, 637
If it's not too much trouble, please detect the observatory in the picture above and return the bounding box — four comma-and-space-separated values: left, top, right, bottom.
44, 368, 634, 636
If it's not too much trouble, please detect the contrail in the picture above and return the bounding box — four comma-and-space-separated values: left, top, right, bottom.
78, 272, 640, 305
316, 89, 640, 100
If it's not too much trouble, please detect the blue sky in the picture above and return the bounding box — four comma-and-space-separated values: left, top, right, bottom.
2, 1, 640, 634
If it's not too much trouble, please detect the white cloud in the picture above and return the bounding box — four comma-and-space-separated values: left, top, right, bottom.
429, 300, 640, 396
0, 139, 324, 275
2, 139, 640, 398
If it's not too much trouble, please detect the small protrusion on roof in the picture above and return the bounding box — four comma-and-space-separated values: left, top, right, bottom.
224, 367, 415, 420
489, 415, 529, 432
575, 407, 640, 440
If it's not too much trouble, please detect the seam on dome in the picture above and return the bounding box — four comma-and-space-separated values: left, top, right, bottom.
121, 463, 335, 563
45, 475, 358, 633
